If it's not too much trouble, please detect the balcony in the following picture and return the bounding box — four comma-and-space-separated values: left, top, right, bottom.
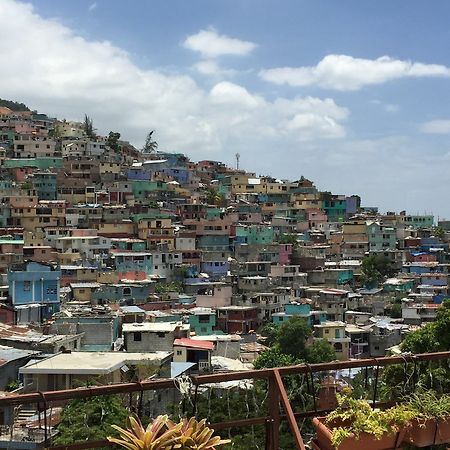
0, 352, 450, 449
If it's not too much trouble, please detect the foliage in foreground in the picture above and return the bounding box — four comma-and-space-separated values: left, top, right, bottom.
54, 395, 129, 446
109, 415, 230, 449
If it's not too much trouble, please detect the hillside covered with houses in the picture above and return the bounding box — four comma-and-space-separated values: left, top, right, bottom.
0, 102, 449, 445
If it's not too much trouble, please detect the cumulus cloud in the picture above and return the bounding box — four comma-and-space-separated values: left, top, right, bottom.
192, 60, 236, 77
420, 119, 450, 134
183, 28, 257, 58
260, 54, 450, 91
0, 0, 347, 160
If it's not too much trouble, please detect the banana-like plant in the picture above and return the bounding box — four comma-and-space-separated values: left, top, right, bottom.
108, 415, 182, 450
108, 415, 230, 450
177, 417, 231, 449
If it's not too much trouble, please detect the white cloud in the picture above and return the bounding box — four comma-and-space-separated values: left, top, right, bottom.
285, 114, 346, 140
193, 60, 236, 77
260, 54, 450, 91
88, 2, 97, 12
183, 28, 257, 58
420, 119, 450, 134
209, 82, 263, 109
0, 0, 347, 160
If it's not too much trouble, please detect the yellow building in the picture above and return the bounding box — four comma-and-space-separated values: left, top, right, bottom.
314, 321, 350, 360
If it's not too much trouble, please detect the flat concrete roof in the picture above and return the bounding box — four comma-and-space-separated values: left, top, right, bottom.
122, 322, 189, 333
20, 351, 171, 375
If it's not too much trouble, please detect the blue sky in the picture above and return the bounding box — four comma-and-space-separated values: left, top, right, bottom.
2, 1, 450, 217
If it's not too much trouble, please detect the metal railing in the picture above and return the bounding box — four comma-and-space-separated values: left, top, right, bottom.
1, 351, 450, 450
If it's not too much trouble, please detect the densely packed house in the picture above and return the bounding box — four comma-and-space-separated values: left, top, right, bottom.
0, 103, 448, 392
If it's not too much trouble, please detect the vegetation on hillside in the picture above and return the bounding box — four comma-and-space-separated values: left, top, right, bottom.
0, 98, 30, 111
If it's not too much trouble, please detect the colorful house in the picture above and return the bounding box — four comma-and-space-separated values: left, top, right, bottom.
189, 307, 217, 335
8, 261, 61, 321
272, 302, 327, 326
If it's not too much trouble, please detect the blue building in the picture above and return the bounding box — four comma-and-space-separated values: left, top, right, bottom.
200, 260, 230, 280
113, 252, 153, 275
8, 262, 61, 321
162, 167, 190, 185
32, 172, 57, 200
127, 167, 152, 181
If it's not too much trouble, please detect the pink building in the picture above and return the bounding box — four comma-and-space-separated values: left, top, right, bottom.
306, 208, 328, 229
278, 244, 293, 265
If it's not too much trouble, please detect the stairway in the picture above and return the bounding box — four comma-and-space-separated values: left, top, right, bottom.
16, 407, 38, 423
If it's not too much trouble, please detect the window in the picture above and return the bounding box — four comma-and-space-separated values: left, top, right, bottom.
324, 329, 329, 334
133, 332, 142, 342
23, 281, 31, 292
176, 350, 182, 355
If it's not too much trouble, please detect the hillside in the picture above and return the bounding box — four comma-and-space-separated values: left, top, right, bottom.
0, 99, 30, 112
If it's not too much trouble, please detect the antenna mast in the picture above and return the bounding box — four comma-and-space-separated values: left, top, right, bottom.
235, 152, 240, 170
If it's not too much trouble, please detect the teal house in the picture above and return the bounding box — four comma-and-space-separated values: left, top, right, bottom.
322, 194, 346, 222
189, 307, 216, 335
272, 302, 326, 326
235, 225, 273, 245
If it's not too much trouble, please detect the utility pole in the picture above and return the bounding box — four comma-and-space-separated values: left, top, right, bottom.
235, 153, 240, 170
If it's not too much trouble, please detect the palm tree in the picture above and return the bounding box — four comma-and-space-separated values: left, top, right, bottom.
143, 130, 158, 153
205, 188, 225, 206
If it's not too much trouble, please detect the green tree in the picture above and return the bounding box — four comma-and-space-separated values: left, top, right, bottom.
143, 130, 158, 153
305, 339, 336, 364
259, 322, 280, 347
432, 226, 446, 240
253, 346, 299, 369
278, 233, 299, 247
400, 323, 439, 353
54, 395, 128, 447
360, 254, 393, 288
83, 114, 95, 138
154, 281, 183, 294
107, 131, 121, 153
0, 98, 30, 111
277, 317, 312, 359
21, 180, 32, 190
205, 188, 225, 206
390, 302, 402, 319
434, 299, 450, 350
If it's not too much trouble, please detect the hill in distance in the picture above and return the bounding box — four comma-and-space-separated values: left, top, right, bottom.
0, 99, 30, 112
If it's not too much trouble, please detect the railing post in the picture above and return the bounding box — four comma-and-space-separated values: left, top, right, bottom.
268, 372, 280, 450
273, 369, 306, 450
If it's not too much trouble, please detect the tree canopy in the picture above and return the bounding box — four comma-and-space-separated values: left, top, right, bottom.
83, 114, 95, 138
54, 395, 128, 447
255, 316, 335, 368
360, 254, 394, 288
143, 130, 158, 153
107, 131, 121, 153
0, 98, 30, 111
277, 316, 312, 359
